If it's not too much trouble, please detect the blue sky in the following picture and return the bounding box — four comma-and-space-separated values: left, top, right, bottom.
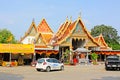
0, 0, 120, 40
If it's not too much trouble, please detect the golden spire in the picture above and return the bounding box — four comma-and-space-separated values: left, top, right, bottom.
66, 16, 68, 22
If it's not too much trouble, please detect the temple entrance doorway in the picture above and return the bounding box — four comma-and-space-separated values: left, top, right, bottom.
72, 38, 86, 50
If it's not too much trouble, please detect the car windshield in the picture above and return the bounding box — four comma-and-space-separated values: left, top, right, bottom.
37, 59, 45, 63
107, 56, 119, 60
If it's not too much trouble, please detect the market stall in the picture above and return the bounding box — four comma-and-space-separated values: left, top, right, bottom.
0, 44, 34, 66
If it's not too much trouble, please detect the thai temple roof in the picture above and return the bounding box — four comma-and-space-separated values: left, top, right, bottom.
20, 18, 53, 48
94, 34, 108, 47
94, 34, 111, 50
53, 17, 100, 47
54, 19, 72, 44
20, 17, 110, 50
19, 21, 37, 42
35, 33, 53, 48
37, 18, 53, 34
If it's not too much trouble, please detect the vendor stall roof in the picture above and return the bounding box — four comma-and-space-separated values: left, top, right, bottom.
0, 44, 34, 53
73, 48, 91, 53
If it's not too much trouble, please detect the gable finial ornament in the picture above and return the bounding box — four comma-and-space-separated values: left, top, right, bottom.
78, 11, 82, 19
66, 16, 68, 22
70, 16, 72, 22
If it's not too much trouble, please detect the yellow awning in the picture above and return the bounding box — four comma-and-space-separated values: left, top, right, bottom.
0, 44, 34, 53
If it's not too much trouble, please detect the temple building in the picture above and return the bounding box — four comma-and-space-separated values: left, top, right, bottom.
20, 19, 59, 60
20, 16, 120, 63
50, 17, 112, 62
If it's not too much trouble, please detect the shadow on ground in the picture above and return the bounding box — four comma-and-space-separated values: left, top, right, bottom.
0, 72, 24, 80
92, 76, 120, 80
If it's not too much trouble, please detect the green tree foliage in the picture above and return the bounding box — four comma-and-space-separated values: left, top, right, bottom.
90, 52, 98, 60
62, 49, 70, 63
0, 29, 17, 43
91, 24, 120, 50
90, 52, 98, 65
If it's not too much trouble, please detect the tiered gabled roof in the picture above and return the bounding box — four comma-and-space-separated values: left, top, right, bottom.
41, 33, 53, 44
37, 18, 53, 34
37, 18, 54, 46
94, 34, 111, 50
54, 18, 71, 43
56, 21, 76, 44
34, 33, 49, 48
19, 21, 37, 42
20, 18, 53, 46
20, 17, 112, 50
53, 17, 100, 47
76, 17, 100, 47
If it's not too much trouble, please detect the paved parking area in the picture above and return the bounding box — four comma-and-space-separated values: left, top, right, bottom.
0, 64, 120, 80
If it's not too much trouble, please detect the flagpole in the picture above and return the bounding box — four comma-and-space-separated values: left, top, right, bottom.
10, 49, 11, 66
7, 36, 12, 67
32, 39, 36, 66
33, 39, 36, 62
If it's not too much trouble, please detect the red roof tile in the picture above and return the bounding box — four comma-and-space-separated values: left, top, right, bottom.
37, 19, 53, 33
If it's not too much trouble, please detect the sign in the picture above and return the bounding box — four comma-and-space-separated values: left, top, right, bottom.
0, 44, 34, 53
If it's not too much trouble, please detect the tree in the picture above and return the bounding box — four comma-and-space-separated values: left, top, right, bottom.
0, 29, 17, 43
90, 52, 98, 65
62, 49, 70, 63
91, 24, 120, 50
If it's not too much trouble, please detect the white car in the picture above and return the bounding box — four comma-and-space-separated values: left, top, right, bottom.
35, 58, 64, 72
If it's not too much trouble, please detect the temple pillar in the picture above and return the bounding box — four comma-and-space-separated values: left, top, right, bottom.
62, 48, 64, 59
69, 45, 73, 64
85, 46, 89, 64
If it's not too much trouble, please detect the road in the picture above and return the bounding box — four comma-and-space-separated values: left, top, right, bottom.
0, 64, 120, 80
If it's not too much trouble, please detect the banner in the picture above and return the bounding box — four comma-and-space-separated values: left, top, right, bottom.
0, 44, 34, 53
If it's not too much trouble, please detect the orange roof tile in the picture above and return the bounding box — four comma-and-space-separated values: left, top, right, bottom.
94, 34, 108, 47
94, 34, 110, 50
41, 33, 53, 44
57, 20, 75, 43
37, 19, 53, 33
56, 21, 70, 38
54, 20, 72, 44
35, 33, 53, 45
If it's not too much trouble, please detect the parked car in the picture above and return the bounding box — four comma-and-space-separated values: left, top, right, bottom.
35, 58, 64, 72
105, 55, 120, 70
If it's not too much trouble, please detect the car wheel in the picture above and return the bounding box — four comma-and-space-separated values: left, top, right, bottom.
60, 66, 64, 71
105, 67, 109, 71
46, 66, 51, 72
36, 69, 41, 71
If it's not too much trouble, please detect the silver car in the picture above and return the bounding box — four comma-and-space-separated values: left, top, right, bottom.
35, 58, 64, 72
